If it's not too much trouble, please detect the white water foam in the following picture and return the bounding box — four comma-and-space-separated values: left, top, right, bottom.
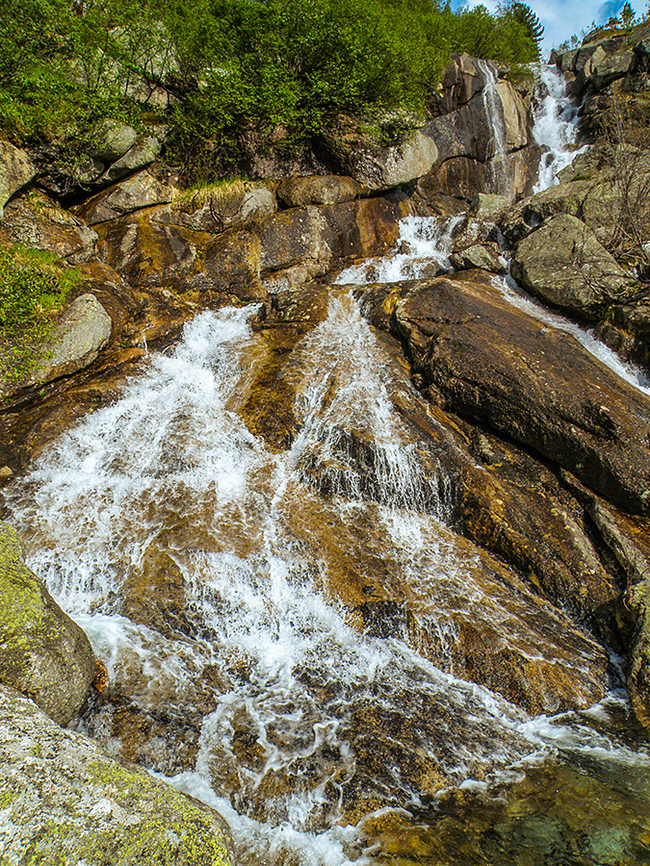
335, 215, 462, 285
532, 64, 585, 192
5, 300, 556, 865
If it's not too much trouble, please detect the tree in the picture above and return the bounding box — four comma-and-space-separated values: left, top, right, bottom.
508, 2, 544, 55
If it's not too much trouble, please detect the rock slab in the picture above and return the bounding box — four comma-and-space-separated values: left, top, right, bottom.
0, 683, 236, 865
0, 523, 95, 726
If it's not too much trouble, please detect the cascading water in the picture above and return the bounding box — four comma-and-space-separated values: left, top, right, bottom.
1, 299, 572, 863
477, 59, 510, 197
532, 64, 585, 192
3, 62, 650, 866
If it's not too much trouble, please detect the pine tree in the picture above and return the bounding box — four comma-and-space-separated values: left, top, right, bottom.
508, 2, 544, 55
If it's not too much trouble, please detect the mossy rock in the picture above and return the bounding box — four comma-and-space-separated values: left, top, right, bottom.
0, 682, 236, 866
0, 522, 95, 726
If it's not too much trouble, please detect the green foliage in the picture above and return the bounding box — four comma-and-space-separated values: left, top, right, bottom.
0, 246, 79, 378
0, 0, 541, 183
507, 2, 544, 56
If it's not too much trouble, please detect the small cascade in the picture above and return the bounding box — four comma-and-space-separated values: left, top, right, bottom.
333, 215, 462, 285
532, 64, 585, 191
477, 59, 510, 197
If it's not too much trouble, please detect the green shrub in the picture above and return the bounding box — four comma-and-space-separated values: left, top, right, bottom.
0, 0, 540, 183
0, 246, 80, 378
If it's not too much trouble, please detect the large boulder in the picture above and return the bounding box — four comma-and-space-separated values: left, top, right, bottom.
0, 192, 98, 264
0, 683, 236, 865
0, 523, 95, 726
276, 175, 361, 207
390, 270, 650, 516
98, 132, 163, 186
320, 113, 438, 191
0, 141, 36, 218
35, 293, 114, 382
511, 213, 635, 318
74, 170, 179, 224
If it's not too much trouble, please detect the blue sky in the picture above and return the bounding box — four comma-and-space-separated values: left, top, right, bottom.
456, 0, 645, 55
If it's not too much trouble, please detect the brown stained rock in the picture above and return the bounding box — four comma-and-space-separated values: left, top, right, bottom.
512, 213, 636, 319
121, 549, 193, 640
567, 492, 650, 728
278, 481, 611, 716
96, 208, 213, 290
390, 271, 650, 517
257, 206, 334, 274
419, 156, 486, 206
186, 228, 263, 300
276, 175, 361, 208
241, 285, 330, 451
0, 192, 98, 263
73, 170, 179, 225
352, 195, 413, 258
429, 53, 495, 115
0, 523, 95, 726
496, 80, 530, 150
456, 429, 622, 643
595, 299, 650, 376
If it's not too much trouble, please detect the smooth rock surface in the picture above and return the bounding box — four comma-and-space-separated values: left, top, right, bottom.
0, 523, 95, 726
36, 293, 113, 382
512, 213, 635, 318
390, 271, 650, 516
0, 682, 235, 866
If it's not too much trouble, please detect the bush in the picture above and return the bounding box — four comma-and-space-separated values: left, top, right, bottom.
0, 0, 540, 182
0, 246, 80, 377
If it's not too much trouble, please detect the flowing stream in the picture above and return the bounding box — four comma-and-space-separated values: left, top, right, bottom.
3, 64, 650, 865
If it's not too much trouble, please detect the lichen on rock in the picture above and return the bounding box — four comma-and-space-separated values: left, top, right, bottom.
0, 522, 95, 726
0, 682, 236, 866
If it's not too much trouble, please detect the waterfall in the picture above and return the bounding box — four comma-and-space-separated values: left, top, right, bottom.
334, 214, 462, 285
3, 299, 560, 863
477, 59, 510, 197
3, 60, 650, 866
532, 64, 584, 192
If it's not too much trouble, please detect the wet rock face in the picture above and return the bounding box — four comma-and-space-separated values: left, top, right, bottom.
0, 683, 235, 865
387, 271, 650, 518
0, 523, 95, 726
